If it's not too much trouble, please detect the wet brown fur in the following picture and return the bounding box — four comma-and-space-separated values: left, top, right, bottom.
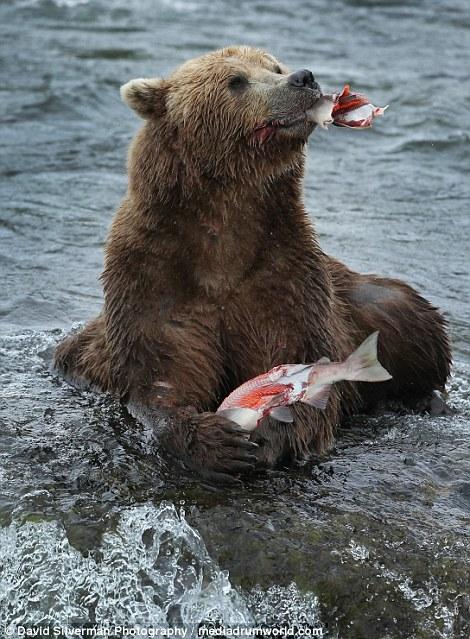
54, 47, 451, 483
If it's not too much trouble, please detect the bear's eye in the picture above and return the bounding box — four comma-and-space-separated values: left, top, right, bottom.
228, 75, 248, 90
273, 65, 283, 75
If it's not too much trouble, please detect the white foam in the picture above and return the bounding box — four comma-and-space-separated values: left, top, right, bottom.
349, 540, 370, 562
0, 502, 251, 630
247, 583, 324, 631
379, 566, 455, 638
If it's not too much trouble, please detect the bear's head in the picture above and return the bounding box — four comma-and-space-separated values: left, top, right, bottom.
121, 46, 322, 188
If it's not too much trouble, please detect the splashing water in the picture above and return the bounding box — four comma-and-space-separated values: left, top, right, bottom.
1, 0, 470, 637
0, 503, 251, 631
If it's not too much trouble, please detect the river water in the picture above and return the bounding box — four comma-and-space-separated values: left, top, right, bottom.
1, 0, 469, 637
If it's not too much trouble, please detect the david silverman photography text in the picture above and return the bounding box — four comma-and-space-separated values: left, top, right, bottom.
5, 626, 324, 638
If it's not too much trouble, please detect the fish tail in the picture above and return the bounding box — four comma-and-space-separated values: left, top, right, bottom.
344, 331, 392, 383
301, 383, 332, 411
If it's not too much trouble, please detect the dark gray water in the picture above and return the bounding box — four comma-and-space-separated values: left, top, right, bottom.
1, 0, 469, 636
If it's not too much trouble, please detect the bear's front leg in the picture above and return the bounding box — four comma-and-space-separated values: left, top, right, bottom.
54, 314, 111, 391
248, 396, 342, 467
152, 408, 258, 485
122, 360, 259, 485
101, 281, 258, 484
127, 398, 258, 485
125, 352, 260, 485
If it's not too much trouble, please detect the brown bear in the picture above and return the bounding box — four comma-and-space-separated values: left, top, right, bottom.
54, 46, 451, 484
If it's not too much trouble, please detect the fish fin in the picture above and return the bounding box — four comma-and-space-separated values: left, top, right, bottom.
217, 408, 259, 432
316, 356, 331, 365
344, 331, 392, 382
301, 384, 332, 411
373, 105, 389, 117
268, 406, 294, 423
284, 364, 313, 377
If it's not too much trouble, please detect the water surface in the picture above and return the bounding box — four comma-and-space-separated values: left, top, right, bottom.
1, 0, 469, 637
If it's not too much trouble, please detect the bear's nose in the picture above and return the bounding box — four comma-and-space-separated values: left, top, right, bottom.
287, 69, 316, 89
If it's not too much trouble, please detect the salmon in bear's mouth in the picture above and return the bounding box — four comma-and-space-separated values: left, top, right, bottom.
254, 111, 311, 143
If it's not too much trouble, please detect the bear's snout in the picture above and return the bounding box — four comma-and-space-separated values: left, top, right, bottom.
286, 69, 317, 91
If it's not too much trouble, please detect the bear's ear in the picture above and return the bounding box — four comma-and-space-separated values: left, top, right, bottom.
120, 78, 169, 119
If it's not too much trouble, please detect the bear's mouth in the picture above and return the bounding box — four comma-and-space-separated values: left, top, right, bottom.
254, 111, 310, 144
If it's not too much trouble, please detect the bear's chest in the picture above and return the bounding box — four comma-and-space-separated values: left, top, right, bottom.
190, 211, 260, 297
220, 276, 312, 382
